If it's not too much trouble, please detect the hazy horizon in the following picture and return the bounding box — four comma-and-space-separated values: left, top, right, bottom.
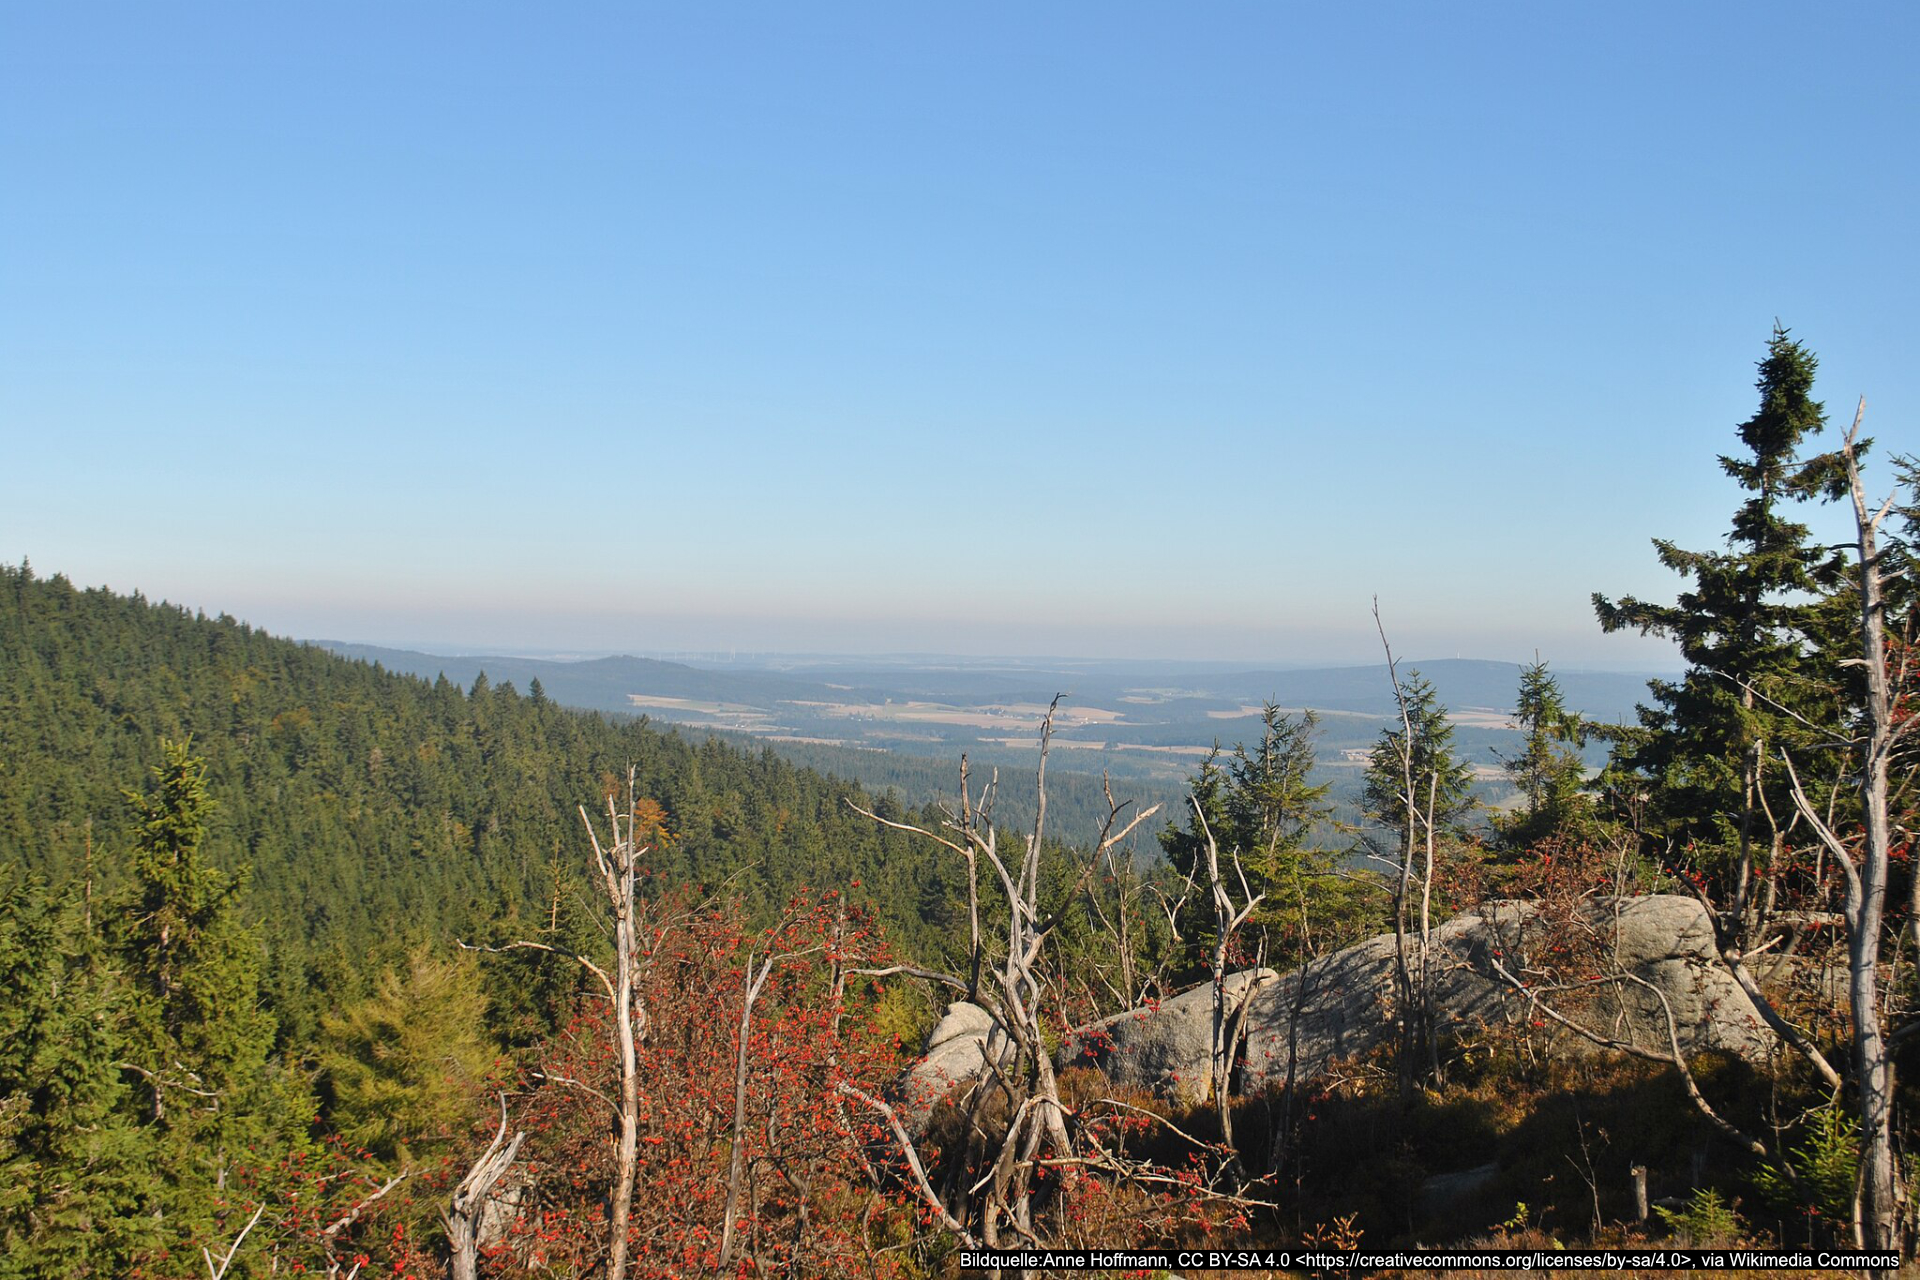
12, 555, 1684, 672
315, 633, 1683, 676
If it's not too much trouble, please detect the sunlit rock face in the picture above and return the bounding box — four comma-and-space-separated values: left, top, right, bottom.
1058, 968, 1279, 1106
898, 1001, 1012, 1133
1234, 894, 1771, 1093
900, 896, 1773, 1116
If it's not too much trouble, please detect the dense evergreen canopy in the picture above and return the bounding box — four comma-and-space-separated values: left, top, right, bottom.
0, 563, 946, 1042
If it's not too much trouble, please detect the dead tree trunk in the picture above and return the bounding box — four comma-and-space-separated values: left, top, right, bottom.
849, 698, 1160, 1246
1780, 401, 1908, 1258
1374, 602, 1437, 1095
1189, 798, 1264, 1161
718, 950, 777, 1271
462, 771, 652, 1280
445, 1095, 525, 1280
584, 777, 649, 1280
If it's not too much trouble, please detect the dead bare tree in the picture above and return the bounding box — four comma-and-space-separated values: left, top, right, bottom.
1077, 774, 1198, 1017
1187, 798, 1268, 1161
847, 697, 1162, 1246
1776, 402, 1915, 1255
462, 768, 652, 1280
445, 1095, 525, 1280
1370, 602, 1445, 1090
717, 950, 777, 1272
716, 927, 828, 1272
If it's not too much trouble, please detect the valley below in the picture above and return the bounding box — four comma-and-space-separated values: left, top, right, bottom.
321, 642, 1661, 826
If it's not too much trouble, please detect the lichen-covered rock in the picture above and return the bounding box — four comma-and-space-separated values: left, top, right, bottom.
1059, 969, 1277, 1106
898, 1001, 1011, 1132
898, 897, 1774, 1113
1550, 894, 1772, 1060
1237, 895, 1772, 1092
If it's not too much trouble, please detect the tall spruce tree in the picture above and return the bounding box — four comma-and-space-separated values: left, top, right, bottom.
116, 741, 308, 1251
1160, 706, 1367, 971
1361, 671, 1475, 847
1362, 669, 1474, 1090
1593, 325, 1844, 940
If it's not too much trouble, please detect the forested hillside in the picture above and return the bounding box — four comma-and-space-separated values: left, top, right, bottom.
0, 563, 965, 1040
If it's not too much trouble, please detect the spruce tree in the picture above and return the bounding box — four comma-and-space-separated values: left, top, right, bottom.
1361, 670, 1475, 1089
116, 741, 309, 1250
1160, 706, 1365, 972
1593, 325, 1844, 934
1494, 660, 1589, 851
1361, 671, 1475, 846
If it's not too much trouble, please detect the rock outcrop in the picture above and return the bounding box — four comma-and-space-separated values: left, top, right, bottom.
1234, 895, 1771, 1091
1059, 968, 1277, 1105
899, 1001, 1012, 1132
900, 896, 1774, 1114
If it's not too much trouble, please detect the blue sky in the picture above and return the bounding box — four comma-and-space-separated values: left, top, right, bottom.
4, 3, 1914, 666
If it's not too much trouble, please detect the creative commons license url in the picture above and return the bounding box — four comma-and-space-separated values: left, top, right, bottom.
958, 1248, 1903, 1271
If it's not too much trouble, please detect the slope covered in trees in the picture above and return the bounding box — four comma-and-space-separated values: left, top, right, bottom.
0, 564, 952, 1040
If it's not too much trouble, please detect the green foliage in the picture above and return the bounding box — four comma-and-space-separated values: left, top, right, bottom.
0, 870, 157, 1278
1655, 1187, 1745, 1246
114, 741, 311, 1259
0, 562, 943, 1046
1162, 706, 1373, 971
1592, 326, 1847, 886
118, 741, 279, 1125
0, 562, 972, 1266
117, 741, 284, 1121
1754, 1106, 1859, 1233
1362, 670, 1476, 849
320, 948, 497, 1167
1494, 660, 1591, 851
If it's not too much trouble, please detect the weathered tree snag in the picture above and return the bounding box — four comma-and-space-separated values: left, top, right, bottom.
850, 698, 1161, 1247
445, 1095, 524, 1280
462, 771, 653, 1280
1188, 798, 1265, 1164
1779, 400, 1909, 1258
717, 952, 770, 1270
1373, 602, 1440, 1094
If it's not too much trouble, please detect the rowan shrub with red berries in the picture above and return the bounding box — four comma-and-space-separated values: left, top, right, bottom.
482, 891, 918, 1278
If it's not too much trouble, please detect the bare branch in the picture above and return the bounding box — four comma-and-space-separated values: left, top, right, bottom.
322, 1170, 409, 1243
842, 800, 970, 859
849, 963, 971, 993
458, 938, 616, 1004
1485, 953, 1765, 1155
837, 1082, 978, 1247
203, 1203, 265, 1280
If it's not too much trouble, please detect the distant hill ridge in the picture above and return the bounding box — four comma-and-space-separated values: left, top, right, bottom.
315, 643, 1662, 793
319, 643, 1662, 726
